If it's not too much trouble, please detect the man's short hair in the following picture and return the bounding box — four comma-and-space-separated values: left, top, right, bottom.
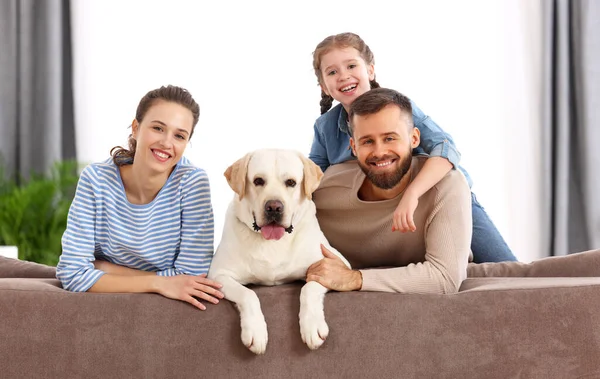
348, 88, 414, 137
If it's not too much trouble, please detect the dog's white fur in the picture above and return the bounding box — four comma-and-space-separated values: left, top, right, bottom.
207, 149, 350, 354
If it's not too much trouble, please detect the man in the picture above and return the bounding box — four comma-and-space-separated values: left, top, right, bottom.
307, 88, 472, 293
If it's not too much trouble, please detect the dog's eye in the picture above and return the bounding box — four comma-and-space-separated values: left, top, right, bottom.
253, 178, 265, 186
285, 179, 296, 188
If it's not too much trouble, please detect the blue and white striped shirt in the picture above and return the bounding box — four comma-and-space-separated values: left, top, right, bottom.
56, 157, 215, 292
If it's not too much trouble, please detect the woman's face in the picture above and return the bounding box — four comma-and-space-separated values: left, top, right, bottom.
131, 100, 194, 174
319, 46, 375, 111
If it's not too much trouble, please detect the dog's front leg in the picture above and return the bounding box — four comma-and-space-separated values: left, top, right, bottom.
215, 275, 268, 355
299, 281, 330, 350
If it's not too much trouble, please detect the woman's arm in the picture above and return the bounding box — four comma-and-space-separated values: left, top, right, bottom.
90, 259, 223, 310
58, 166, 222, 309
88, 272, 222, 310
93, 260, 154, 276
56, 166, 107, 292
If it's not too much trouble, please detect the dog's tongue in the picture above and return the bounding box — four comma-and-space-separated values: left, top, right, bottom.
260, 224, 285, 240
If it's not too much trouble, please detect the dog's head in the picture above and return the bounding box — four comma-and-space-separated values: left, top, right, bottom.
224, 149, 323, 241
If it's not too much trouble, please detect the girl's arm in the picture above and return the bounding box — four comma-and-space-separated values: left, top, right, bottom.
411, 101, 461, 169
406, 157, 453, 199
394, 158, 452, 232
393, 101, 460, 233
309, 122, 331, 173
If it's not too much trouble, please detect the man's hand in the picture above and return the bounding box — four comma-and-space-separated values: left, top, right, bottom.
306, 244, 362, 291
392, 190, 418, 232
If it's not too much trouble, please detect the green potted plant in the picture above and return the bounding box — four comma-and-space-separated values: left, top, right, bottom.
0, 161, 80, 265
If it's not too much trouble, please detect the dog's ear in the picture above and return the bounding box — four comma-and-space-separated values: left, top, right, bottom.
298, 153, 324, 200
224, 153, 252, 200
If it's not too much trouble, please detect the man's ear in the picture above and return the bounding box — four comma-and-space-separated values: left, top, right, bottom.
224, 153, 252, 200
298, 153, 324, 200
350, 137, 357, 157
410, 127, 421, 148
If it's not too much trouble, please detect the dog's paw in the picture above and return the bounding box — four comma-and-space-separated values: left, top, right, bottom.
300, 313, 329, 350
241, 316, 268, 355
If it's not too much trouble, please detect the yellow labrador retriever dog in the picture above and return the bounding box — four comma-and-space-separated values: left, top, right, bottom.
208, 149, 350, 355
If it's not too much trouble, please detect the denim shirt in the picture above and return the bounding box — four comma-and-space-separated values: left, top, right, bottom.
309, 102, 472, 187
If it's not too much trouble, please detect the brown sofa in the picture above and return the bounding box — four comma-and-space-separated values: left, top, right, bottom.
2, 251, 600, 379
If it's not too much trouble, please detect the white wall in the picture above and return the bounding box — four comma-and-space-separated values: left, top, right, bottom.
71, 0, 544, 262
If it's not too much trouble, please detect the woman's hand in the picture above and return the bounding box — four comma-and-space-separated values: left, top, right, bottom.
392, 190, 418, 232
155, 274, 224, 310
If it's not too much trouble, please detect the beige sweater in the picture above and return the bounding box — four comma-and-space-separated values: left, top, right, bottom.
313, 157, 472, 294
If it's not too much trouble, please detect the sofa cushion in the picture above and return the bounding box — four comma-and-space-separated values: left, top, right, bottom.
0, 278, 62, 291
0, 256, 57, 278
460, 276, 600, 291
467, 248, 600, 278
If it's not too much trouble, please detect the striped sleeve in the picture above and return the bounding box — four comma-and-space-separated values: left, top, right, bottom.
156, 168, 214, 276
56, 166, 105, 291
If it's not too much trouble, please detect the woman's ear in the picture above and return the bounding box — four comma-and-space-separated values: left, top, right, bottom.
131, 119, 139, 139
368, 64, 375, 81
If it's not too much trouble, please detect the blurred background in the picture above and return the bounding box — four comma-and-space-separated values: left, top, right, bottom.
1, 0, 598, 264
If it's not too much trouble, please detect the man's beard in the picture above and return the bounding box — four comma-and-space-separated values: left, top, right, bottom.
358, 152, 412, 190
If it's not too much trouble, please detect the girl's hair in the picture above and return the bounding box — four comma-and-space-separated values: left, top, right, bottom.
110, 85, 200, 166
312, 32, 381, 115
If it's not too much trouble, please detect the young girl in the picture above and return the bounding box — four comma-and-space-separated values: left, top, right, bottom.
56, 85, 223, 310
309, 33, 517, 263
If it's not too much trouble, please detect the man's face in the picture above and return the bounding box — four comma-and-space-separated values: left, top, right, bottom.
350, 104, 420, 190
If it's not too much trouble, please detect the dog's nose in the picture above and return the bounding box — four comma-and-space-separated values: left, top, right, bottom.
265, 200, 284, 215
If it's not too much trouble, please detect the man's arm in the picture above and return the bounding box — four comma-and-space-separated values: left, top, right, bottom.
308, 171, 472, 294
360, 172, 472, 294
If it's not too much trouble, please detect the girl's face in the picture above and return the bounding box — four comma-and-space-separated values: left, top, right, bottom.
319, 46, 375, 111
131, 100, 193, 175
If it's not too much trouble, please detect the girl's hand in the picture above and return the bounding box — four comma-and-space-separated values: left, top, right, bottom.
392, 192, 418, 232
156, 274, 224, 310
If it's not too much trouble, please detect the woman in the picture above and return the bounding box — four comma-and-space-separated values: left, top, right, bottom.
56, 85, 223, 310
